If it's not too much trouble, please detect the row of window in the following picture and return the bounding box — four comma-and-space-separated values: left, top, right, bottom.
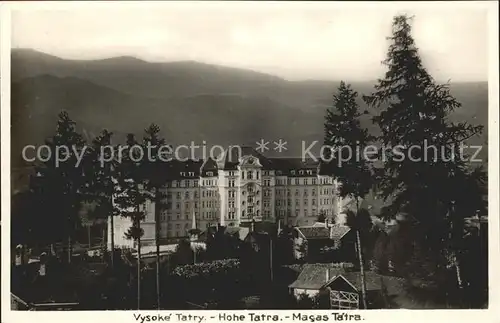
164, 176, 334, 189
161, 211, 218, 221
167, 190, 218, 200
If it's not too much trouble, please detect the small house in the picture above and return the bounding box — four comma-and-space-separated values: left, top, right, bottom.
289, 264, 406, 309
293, 223, 355, 262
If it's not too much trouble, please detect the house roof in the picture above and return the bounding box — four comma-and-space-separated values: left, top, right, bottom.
295, 224, 351, 240
289, 264, 406, 295
288, 264, 347, 289
329, 225, 351, 240
296, 226, 330, 239
323, 271, 406, 294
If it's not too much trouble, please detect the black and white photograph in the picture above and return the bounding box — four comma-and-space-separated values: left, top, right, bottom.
1, 0, 499, 318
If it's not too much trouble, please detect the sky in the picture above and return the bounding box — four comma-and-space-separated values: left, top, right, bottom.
10, 2, 491, 82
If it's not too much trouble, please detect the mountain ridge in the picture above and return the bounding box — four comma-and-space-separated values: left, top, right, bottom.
10, 49, 488, 191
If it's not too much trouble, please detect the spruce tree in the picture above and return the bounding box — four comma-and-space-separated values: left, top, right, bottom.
363, 15, 485, 284
36, 111, 86, 263
323, 81, 374, 309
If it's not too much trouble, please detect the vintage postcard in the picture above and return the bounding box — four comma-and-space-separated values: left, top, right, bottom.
1, 1, 499, 323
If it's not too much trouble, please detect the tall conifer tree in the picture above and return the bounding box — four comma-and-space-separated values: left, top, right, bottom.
324, 81, 374, 309
363, 15, 485, 283
36, 111, 86, 263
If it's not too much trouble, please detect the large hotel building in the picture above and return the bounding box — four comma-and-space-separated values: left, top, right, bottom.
111, 147, 351, 247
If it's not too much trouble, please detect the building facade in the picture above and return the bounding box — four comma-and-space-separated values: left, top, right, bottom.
110, 147, 350, 248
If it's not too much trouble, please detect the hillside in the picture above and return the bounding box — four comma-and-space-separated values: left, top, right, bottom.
10, 49, 488, 191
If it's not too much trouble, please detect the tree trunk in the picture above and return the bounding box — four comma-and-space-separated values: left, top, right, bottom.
355, 198, 368, 309
270, 238, 273, 282
356, 230, 368, 309
68, 235, 72, 264
137, 225, 141, 310
110, 207, 115, 269
88, 225, 91, 247
155, 187, 161, 310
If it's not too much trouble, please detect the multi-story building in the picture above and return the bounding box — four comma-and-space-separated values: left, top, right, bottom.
110, 147, 350, 248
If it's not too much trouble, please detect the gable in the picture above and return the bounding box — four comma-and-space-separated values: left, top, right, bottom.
326, 275, 359, 293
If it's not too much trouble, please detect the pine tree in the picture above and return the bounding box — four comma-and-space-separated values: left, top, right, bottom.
141, 124, 169, 309
363, 15, 485, 285
113, 133, 148, 309
36, 111, 86, 263
324, 81, 374, 309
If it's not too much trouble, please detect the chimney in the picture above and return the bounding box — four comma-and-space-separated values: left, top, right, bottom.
251, 220, 255, 233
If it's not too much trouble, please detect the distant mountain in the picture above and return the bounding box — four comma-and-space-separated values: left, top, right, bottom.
10, 49, 488, 190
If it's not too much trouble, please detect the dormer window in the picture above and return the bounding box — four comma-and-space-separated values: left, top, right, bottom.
299, 170, 304, 175
188, 172, 195, 177
291, 170, 296, 175
180, 172, 186, 176
307, 170, 312, 175
207, 171, 213, 177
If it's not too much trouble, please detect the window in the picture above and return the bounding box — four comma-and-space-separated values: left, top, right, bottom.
188, 172, 195, 177
176, 192, 181, 199
256, 171, 260, 180
247, 171, 253, 180
185, 192, 190, 199
295, 179, 300, 185
180, 172, 186, 176
304, 179, 308, 185
312, 199, 316, 206
312, 179, 317, 185
299, 170, 304, 175
207, 171, 213, 177
291, 170, 296, 175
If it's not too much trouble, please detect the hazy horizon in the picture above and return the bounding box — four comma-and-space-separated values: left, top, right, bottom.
11, 2, 490, 82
